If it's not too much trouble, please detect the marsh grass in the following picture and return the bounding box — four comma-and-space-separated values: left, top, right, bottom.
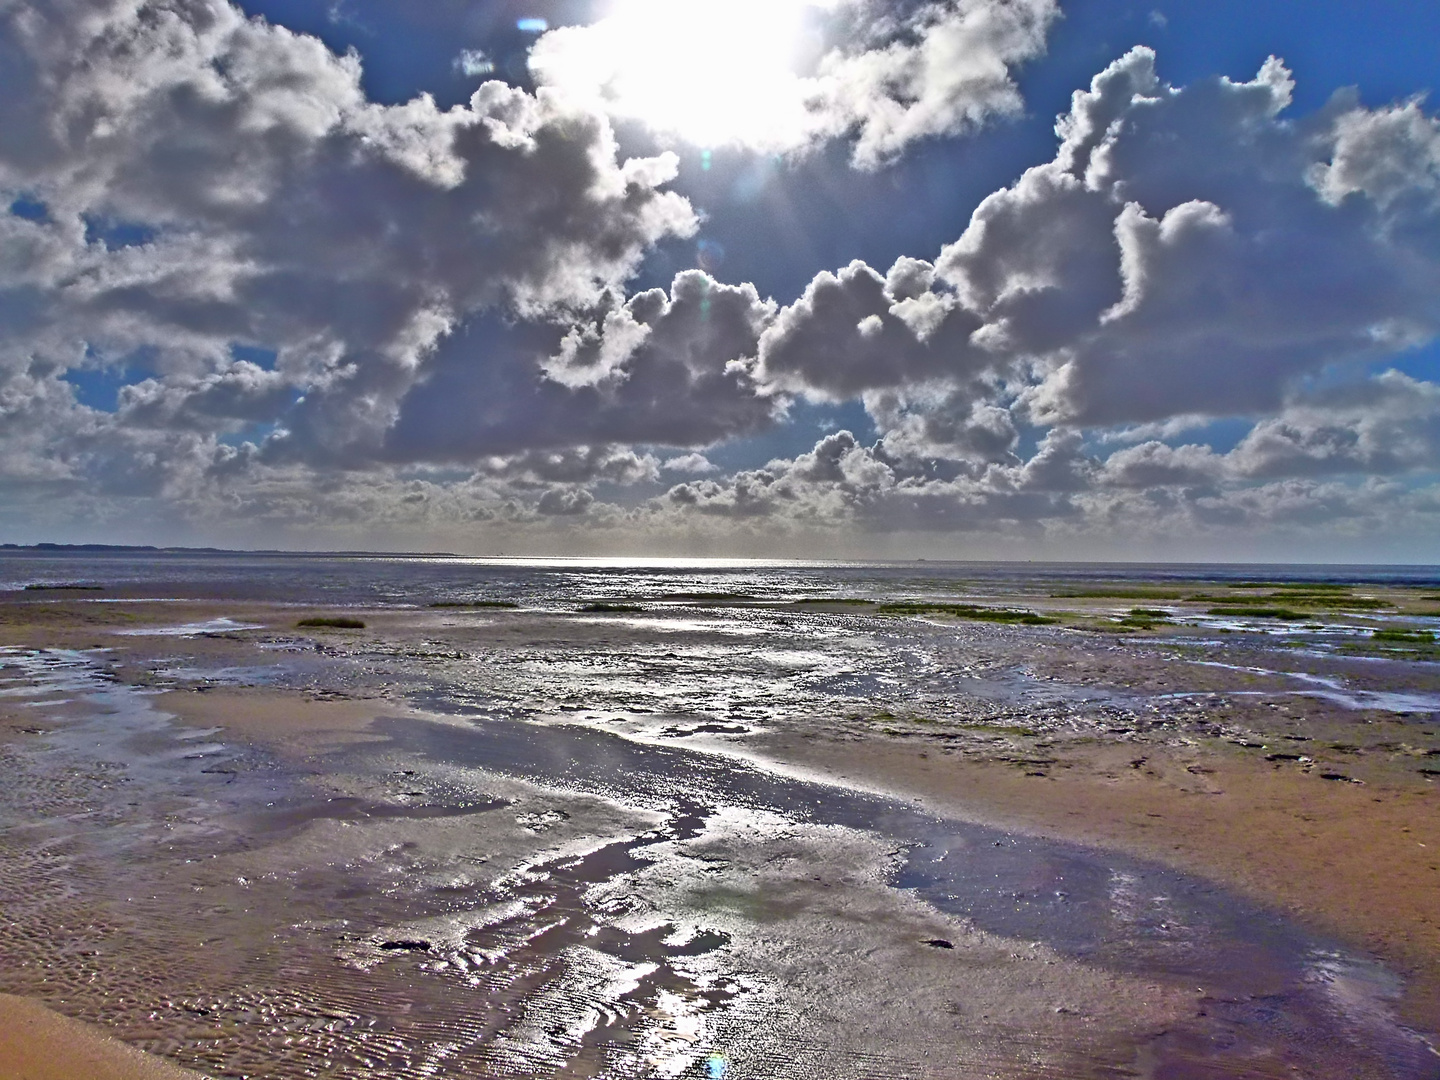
1342, 629, 1440, 661
1205, 606, 1309, 620
297, 616, 366, 629
1116, 607, 1172, 629
1187, 588, 1388, 610
877, 601, 1057, 625
1371, 628, 1437, 643
1230, 582, 1353, 592
1281, 596, 1391, 609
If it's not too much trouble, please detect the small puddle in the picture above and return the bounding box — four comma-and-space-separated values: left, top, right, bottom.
1183, 659, 1440, 714
114, 617, 267, 637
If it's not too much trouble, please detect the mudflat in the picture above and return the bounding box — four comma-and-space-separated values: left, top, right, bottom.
1, 563, 1438, 1077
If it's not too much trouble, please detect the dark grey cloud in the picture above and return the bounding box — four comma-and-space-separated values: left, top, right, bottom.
381, 270, 781, 463
654, 427, 1081, 532
864, 386, 1019, 469
1228, 372, 1440, 478
758, 259, 986, 396
536, 486, 595, 516
1097, 440, 1223, 490
0, 0, 698, 472
757, 48, 1440, 429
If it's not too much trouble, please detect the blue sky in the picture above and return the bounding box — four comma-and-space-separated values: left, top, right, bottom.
2, 0, 1440, 557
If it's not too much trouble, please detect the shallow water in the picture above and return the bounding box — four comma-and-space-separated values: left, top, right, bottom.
1181, 660, 1440, 713
4, 550, 1440, 607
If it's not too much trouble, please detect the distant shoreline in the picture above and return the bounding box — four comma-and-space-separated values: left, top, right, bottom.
0, 543, 461, 557
2, 543, 1440, 573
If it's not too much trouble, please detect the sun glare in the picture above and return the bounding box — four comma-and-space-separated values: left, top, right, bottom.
533, 0, 833, 151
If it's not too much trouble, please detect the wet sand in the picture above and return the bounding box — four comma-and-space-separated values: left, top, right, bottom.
148, 679, 1440, 1021
1, 580, 1438, 1077
758, 729, 1440, 1029
156, 678, 1440, 1034
0, 994, 209, 1079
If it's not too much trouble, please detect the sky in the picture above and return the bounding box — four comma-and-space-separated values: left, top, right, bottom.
2, 0, 1439, 560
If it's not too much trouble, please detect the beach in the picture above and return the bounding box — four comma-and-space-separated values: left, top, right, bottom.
0, 555, 1437, 1077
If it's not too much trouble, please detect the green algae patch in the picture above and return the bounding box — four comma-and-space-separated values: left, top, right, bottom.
297, 616, 366, 629
1230, 582, 1353, 592
1116, 607, 1173, 630
1205, 606, 1308, 621
1371, 628, 1437, 644
1259, 594, 1391, 610
1340, 629, 1440, 661
1190, 585, 1389, 611
877, 601, 1057, 625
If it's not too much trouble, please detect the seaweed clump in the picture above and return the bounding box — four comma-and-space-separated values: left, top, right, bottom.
579, 602, 643, 613
297, 616, 366, 629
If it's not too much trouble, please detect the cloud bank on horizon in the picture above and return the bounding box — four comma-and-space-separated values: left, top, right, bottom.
1, 0, 1439, 557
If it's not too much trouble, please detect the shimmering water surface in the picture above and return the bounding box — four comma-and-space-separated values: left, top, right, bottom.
1, 552, 1438, 1079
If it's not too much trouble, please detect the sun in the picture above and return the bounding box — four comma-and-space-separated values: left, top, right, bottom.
531, 0, 834, 151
